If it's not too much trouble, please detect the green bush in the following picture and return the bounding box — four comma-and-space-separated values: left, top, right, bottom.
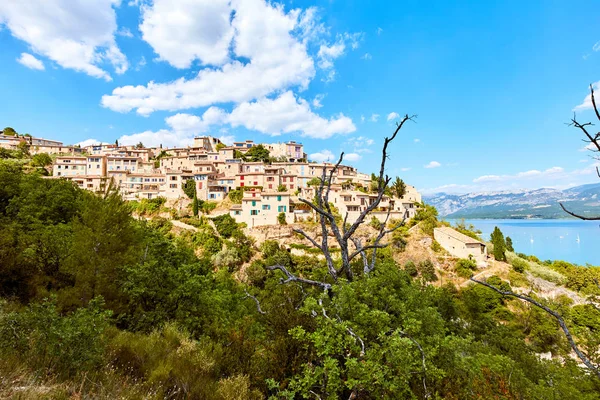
212, 214, 239, 238
511, 257, 528, 273
228, 189, 243, 204
404, 260, 418, 277
277, 212, 287, 225
455, 258, 477, 278
0, 297, 111, 378
418, 259, 437, 282
202, 201, 218, 214
431, 240, 442, 253
369, 216, 382, 230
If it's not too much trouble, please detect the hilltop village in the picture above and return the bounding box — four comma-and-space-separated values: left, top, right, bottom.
0, 131, 421, 228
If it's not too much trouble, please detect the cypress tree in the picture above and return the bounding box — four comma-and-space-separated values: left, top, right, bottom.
506, 236, 514, 252
490, 226, 506, 261
192, 193, 199, 217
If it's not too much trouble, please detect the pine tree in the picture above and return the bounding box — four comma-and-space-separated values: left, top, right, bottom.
490, 226, 506, 261
506, 236, 514, 252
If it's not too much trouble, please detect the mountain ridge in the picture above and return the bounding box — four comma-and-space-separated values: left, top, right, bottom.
424, 183, 600, 219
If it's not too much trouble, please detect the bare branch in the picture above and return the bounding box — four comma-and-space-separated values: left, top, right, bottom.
559, 202, 600, 221
591, 84, 600, 122
398, 330, 430, 399
243, 290, 266, 315
318, 298, 365, 357
267, 265, 332, 293
471, 277, 600, 378
293, 227, 323, 251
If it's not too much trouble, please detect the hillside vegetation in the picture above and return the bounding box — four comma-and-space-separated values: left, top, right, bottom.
1, 160, 600, 399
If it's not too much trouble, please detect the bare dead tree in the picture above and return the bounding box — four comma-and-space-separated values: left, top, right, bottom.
289, 114, 416, 286
470, 277, 600, 379
561, 84, 600, 220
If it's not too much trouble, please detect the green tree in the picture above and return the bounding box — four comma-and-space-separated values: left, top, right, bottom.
506, 236, 514, 252
228, 189, 243, 203
216, 142, 226, 151
17, 141, 30, 156
277, 212, 287, 225
2, 127, 17, 136
31, 153, 53, 168
192, 193, 199, 217
490, 226, 507, 261
135, 142, 144, 149
244, 144, 270, 163
391, 177, 406, 198
183, 179, 196, 199
277, 184, 287, 192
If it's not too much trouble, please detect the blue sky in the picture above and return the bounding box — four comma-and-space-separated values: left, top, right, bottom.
1, 0, 599, 194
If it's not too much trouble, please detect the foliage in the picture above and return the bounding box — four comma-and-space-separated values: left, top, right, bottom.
212, 214, 240, 238
277, 184, 287, 192
404, 260, 418, 277
456, 258, 477, 278
2, 127, 17, 136
307, 177, 322, 187
228, 189, 243, 204
391, 226, 409, 251
418, 259, 438, 282
277, 212, 287, 225
183, 179, 196, 199
391, 176, 406, 198
202, 201, 218, 214
506, 236, 514, 252
369, 216, 382, 230
0, 297, 111, 378
490, 226, 507, 261
31, 152, 53, 167
216, 142, 226, 151
454, 219, 482, 240
511, 257, 528, 273
130, 196, 166, 216
243, 144, 270, 163
431, 240, 442, 253
192, 194, 199, 217
409, 203, 438, 235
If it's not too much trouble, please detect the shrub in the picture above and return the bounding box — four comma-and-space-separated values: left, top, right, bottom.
277, 212, 287, 225
455, 258, 477, 278
212, 214, 239, 238
228, 189, 243, 204
431, 240, 442, 253
0, 297, 111, 378
404, 260, 418, 277
202, 201, 218, 214
212, 246, 241, 270
369, 216, 382, 230
277, 184, 287, 192
511, 257, 528, 273
418, 260, 437, 282
183, 179, 196, 199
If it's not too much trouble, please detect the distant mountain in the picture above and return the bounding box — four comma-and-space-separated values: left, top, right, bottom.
424, 183, 600, 219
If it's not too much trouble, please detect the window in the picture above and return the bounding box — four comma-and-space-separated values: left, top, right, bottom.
250, 210, 258, 215
262, 205, 270, 210
251, 201, 256, 207
240, 182, 244, 187
277, 195, 282, 201
290, 184, 294, 189
268, 184, 273, 189
240, 175, 244, 180
278, 206, 287, 212
234, 210, 241, 216
170, 184, 177, 188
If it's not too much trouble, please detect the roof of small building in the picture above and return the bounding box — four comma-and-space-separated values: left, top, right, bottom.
434, 227, 484, 245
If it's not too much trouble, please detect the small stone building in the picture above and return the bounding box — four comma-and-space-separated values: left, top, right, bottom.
434, 227, 487, 262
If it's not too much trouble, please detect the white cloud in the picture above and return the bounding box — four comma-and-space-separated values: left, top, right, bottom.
361, 53, 372, 60
360, 115, 365, 123
16, 53, 44, 70
218, 134, 235, 146
312, 93, 325, 108
574, 81, 600, 111
594, 41, 600, 52
309, 149, 335, 162
400, 167, 411, 172
0, 0, 127, 81
414, 138, 420, 143
117, 27, 133, 37
370, 113, 380, 122
77, 138, 109, 147
135, 56, 147, 71
345, 135, 374, 153
119, 91, 355, 146
317, 41, 345, 70
386, 112, 399, 121
424, 161, 441, 169
344, 153, 361, 162
473, 167, 564, 183
139, 0, 235, 68
103, 0, 319, 115
227, 91, 355, 139
377, 27, 383, 35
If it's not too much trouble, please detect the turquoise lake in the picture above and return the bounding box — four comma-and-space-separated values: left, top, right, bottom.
444, 219, 600, 266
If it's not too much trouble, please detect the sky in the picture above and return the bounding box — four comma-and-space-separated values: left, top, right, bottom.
1, 0, 599, 195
